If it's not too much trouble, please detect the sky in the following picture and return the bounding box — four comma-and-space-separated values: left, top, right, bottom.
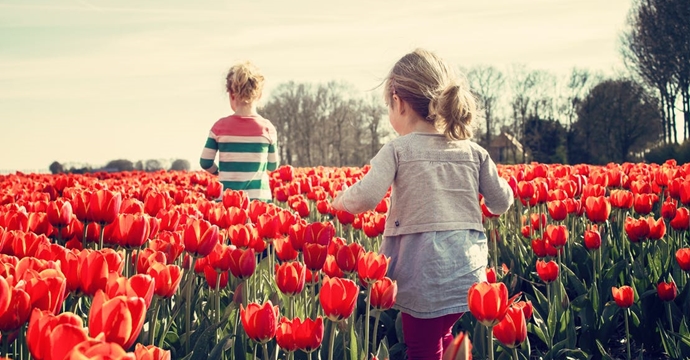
0, 0, 634, 173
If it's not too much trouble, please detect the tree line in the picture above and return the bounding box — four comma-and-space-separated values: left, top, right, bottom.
49, 159, 191, 174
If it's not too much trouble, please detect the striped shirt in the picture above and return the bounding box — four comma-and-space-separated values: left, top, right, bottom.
200, 114, 279, 201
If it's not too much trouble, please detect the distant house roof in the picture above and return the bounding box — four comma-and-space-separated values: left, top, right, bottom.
489, 132, 523, 153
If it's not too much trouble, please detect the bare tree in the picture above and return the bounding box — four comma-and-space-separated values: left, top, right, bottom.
466, 65, 505, 147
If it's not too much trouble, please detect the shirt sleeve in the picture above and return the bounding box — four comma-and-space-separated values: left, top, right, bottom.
340, 143, 397, 214
478, 153, 513, 215
267, 141, 279, 171
200, 131, 219, 175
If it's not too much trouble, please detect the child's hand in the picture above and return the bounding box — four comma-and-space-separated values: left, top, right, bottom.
331, 185, 348, 211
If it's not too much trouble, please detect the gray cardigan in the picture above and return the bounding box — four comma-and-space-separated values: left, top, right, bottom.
340, 132, 513, 237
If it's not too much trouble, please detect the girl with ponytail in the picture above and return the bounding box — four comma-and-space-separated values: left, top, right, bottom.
332, 49, 513, 360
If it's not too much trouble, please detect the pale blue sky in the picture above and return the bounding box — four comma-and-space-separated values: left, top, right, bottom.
0, 0, 632, 172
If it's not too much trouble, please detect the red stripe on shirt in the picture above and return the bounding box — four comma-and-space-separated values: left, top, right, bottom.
211, 115, 273, 138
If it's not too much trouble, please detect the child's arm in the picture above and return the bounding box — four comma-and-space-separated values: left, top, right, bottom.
332, 143, 396, 214
200, 132, 219, 175
478, 154, 513, 215
267, 141, 279, 171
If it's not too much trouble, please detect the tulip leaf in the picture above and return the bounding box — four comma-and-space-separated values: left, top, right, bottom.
190, 318, 228, 360
556, 348, 589, 360
595, 339, 614, 360
388, 343, 407, 360
350, 317, 360, 360
562, 263, 587, 297
208, 334, 234, 360
395, 311, 404, 348
376, 337, 389, 360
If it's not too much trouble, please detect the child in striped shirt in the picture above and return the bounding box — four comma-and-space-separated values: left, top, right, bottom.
200, 61, 279, 201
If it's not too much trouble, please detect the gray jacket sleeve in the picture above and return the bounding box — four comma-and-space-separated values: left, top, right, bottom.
340, 143, 397, 214
478, 153, 514, 215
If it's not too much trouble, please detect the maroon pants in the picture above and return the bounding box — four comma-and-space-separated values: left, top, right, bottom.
401, 312, 463, 360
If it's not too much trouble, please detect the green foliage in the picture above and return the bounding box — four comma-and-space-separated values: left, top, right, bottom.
645, 141, 690, 164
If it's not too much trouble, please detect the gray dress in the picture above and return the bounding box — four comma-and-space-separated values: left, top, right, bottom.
380, 229, 488, 319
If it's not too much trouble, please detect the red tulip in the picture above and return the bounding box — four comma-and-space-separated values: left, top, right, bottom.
492, 305, 527, 348
535, 260, 558, 283
303, 243, 329, 272
319, 276, 358, 322
27, 309, 88, 360
624, 216, 650, 243
357, 251, 389, 285
0, 286, 31, 332
46, 199, 73, 228
116, 213, 150, 248
676, 248, 690, 271
544, 224, 567, 248
670, 208, 690, 231
80, 249, 121, 296
89, 189, 122, 225
486, 267, 497, 283
661, 199, 677, 220
274, 236, 299, 262
584, 196, 611, 223
88, 290, 147, 349
228, 247, 256, 280
657, 281, 677, 302
222, 189, 250, 210
611, 286, 634, 308
206, 180, 222, 200
468, 281, 509, 327
240, 301, 280, 343
584, 227, 602, 250
547, 200, 567, 221
144, 191, 169, 217
276, 317, 298, 353
335, 242, 363, 274
322, 255, 344, 278
23, 268, 67, 314
370, 277, 397, 310
134, 344, 171, 360
294, 317, 324, 353
647, 217, 666, 240
633, 193, 657, 215
610, 189, 633, 209
146, 262, 183, 298
63, 339, 134, 359
275, 261, 306, 296
150, 231, 184, 264
442, 332, 472, 360
513, 300, 533, 320
183, 219, 219, 257
106, 273, 155, 308
203, 265, 228, 289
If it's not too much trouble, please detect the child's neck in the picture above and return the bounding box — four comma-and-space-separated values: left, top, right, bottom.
233, 103, 258, 117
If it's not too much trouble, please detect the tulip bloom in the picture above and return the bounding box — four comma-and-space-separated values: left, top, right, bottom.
583, 227, 602, 250
335, 242, 363, 274
547, 200, 568, 221
240, 301, 280, 343
146, 262, 183, 298
544, 224, 567, 248
486, 267, 497, 283
492, 305, 527, 348
23, 268, 67, 314
584, 196, 611, 223
275, 261, 306, 296
88, 189, 122, 225
274, 236, 299, 262
116, 213, 150, 248
370, 277, 397, 310
319, 277, 358, 322
276, 318, 298, 353
106, 273, 155, 308
27, 309, 88, 360
657, 281, 677, 302
293, 317, 324, 353
357, 251, 389, 285
228, 247, 256, 280
443, 332, 472, 360
676, 248, 690, 272
609, 189, 633, 209
63, 339, 133, 359
134, 344, 171, 360
467, 281, 509, 327
670, 208, 690, 231
536, 260, 559, 283
322, 255, 344, 278
611, 286, 634, 308
46, 199, 73, 228
624, 216, 650, 243
647, 217, 666, 240
88, 290, 147, 350
0, 286, 31, 332
183, 219, 219, 258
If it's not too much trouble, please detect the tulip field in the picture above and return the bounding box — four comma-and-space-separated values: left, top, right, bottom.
0, 161, 690, 360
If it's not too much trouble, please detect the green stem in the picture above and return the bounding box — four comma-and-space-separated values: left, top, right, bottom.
262, 342, 269, 360
98, 222, 105, 249
364, 286, 371, 359
488, 325, 495, 360
124, 248, 131, 278
289, 295, 295, 319
82, 221, 89, 249
328, 320, 337, 360
372, 311, 381, 354
216, 272, 222, 341
666, 301, 674, 333
149, 297, 161, 345
624, 309, 631, 360
184, 256, 198, 354
2, 332, 7, 357
513, 346, 519, 360
133, 247, 142, 275
310, 282, 316, 319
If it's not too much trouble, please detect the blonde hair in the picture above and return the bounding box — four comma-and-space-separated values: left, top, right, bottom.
384, 49, 476, 140
225, 61, 264, 103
